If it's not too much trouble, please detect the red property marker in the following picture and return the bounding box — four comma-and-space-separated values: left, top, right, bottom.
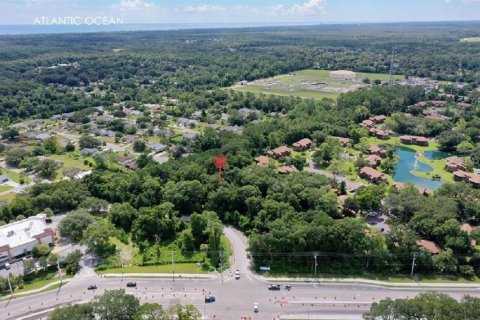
213, 155, 228, 184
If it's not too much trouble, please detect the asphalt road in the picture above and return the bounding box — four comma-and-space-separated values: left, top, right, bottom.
2, 227, 480, 320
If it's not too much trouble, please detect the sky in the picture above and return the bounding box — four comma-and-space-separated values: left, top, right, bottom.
1, 0, 480, 25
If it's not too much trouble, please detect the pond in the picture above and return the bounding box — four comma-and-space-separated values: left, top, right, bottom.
393, 147, 445, 190
424, 149, 449, 160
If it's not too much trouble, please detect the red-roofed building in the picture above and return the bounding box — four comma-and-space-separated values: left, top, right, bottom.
292, 138, 312, 151
416, 240, 441, 254
359, 167, 388, 184
361, 120, 375, 128
371, 115, 387, 124
415, 101, 428, 108
452, 170, 480, 188
460, 223, 474, 235
369, 146, 387, 157
445, 156, 467, 172
278, 166, 297, 174
255, 156, 269, 167
364, 154, 382, 168
400, 135, 429, 146
428, 100, 447, 107
333, 137, 351, 147
457, 102, 472, 109
267, 146, 290, 159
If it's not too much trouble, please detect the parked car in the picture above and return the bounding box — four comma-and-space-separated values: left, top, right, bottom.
205, 295, 216, 303
4, 263, 10, 270
253, 302, 259, 313
268, 284, 281, 290
235, 270, 240, 279
87, 285, 97, 290
126, 282, 137, 287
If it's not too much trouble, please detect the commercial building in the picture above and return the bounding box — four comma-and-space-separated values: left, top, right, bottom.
0, 214, 55, 262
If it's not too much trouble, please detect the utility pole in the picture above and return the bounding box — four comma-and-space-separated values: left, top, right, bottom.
219, 251, 224, 284
57, 259, 63, 285
410, 253, 416, 277
314, 253, 318, 277
7, 274, 13, 297
120, 257, 124, 283
171, 251, 175, 285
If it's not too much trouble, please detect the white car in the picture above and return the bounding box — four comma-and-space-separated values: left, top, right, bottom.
235, 270, 240, 279
253, 303, 259, 313
4, 263, 10, 270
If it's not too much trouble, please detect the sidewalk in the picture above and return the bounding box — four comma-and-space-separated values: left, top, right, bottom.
258, 275, 480, 288
102, 273, 217, 280
1, 278, 72, 299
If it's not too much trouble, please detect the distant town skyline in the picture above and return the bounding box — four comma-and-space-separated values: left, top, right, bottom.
1, 0, 480, 26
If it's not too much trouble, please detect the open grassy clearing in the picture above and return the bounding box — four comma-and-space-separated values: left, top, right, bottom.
232, 69, 404, 100
0, 166, 30, 184
0, 192, 16, 203
0, 185, 13, 192
460, 37, 480, 43
97, 263, 206, 274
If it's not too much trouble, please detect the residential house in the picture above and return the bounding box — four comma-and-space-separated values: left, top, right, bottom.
457, 102, 472, 109
359, 167, 388, 184
392, 183, 431, 197
267, 146, 290, 159
364, 155, 382, 168
149, 144, 167, 154
361, 120, 375, 128
400, 135, 429, 146
278, 166, 297, 174
371, 115, 387, 124
333, 137, 351, 147
369, 146, 387, 158
369, 128, 390, 139
428, 100, 447, 107
117, 156, 135, 166
445, 156, 467, 172
292, 138, 313, 151
415, 101, 428, 108
255, 156, 269, 167
416, 240, 441, 254
453, 170, 480, 188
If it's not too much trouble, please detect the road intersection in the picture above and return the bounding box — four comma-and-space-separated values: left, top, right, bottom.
2, 226, 480, 320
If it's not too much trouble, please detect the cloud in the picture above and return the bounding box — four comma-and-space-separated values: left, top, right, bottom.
184, 5, 226, 13
271, 0, 326, 16
112, 0, 154, 10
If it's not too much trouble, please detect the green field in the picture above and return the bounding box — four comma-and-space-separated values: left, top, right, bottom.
232, 69, 404, 100
460, 37, 480, 43
0, 185, 13, 193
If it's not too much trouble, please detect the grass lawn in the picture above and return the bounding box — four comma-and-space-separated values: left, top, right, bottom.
97, 263, 206, 274
0, 185, 13, 193
50, 153, 93, 180
0, 167, 30, 184
232, 69, 403, 100
0, 192, 16, 203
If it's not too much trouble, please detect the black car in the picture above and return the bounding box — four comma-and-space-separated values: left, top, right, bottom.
268, 284, 281, 290
126, 282, 137, 287
87, 285, 97, 290
205, 295, 216, 303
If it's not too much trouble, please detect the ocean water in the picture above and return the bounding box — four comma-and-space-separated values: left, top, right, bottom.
0, 22, 320, 35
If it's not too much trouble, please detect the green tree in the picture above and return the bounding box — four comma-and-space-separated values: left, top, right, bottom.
353, 185, 385, 212
108, 202, 138, 231
167, 304, 202, 320
58, 210, 95, 242
133, 140, 146, 152
44, 137, 60, 154
32, 243, 52, 257
65, 142, 75, 152
60, 250, 82, 275
82, 220, 116, 256
93, 289, 140, 320
79, 135, 101, 149
134, 303, 168, 320
48, 303, 94, 320
36, 159, 58, 179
